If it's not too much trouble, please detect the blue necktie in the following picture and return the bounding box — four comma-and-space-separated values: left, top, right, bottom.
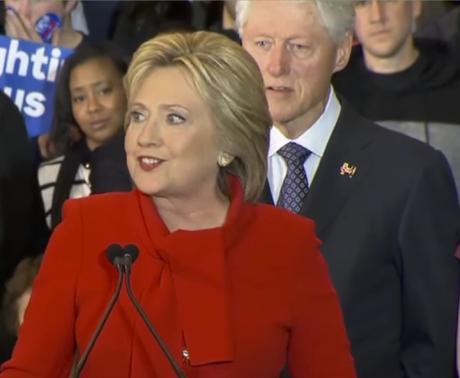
277, 142, 311, 213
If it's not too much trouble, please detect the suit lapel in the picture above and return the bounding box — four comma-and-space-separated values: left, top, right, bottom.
260, 104, 378, 236
301, 105, 375, 236
260, 180, 274, 205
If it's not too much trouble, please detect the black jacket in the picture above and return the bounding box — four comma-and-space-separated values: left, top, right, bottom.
333, 38, 460, 124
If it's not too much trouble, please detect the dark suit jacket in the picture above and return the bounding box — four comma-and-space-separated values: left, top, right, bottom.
264, 104, 460, 378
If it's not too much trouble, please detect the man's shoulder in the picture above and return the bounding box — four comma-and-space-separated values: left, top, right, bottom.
339, 103, 443, 164
333, 103, 458, 198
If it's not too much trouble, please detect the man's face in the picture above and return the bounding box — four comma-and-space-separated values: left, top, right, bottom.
242, 0, 351, 138
354, 0, 421, 60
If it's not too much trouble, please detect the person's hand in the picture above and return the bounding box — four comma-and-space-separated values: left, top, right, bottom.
5, 6, 42, 43
5, 7, 62, 45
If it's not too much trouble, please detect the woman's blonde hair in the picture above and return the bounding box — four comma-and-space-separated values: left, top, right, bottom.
124, 31, 271, 202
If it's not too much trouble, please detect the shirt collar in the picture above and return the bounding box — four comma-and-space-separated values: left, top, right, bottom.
269, 86, 341, 158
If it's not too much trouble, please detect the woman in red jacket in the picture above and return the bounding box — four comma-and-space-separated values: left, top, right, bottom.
1, 31, 356, 378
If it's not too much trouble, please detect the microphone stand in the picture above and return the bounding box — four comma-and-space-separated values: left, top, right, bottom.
122, 253, 187, 378
72, 261, 124, 378
72, 245, 187, 378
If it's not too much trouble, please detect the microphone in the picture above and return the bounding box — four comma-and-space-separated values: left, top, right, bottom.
106, 243, 125, 265
120, 243, 139, 268
73, 244, 125, 378
120, 244, 187, 378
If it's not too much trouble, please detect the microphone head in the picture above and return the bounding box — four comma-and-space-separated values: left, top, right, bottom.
106, 244, 123, 265
123, 244, 139, 263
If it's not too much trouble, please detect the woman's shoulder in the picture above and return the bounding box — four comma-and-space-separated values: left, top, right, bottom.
252, 203, 317, 233
242, 203, 322, 269
63, 190, 138, 218
244, 203, 320, 253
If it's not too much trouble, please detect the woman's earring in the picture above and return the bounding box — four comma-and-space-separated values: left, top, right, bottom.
217, 152, 233, 167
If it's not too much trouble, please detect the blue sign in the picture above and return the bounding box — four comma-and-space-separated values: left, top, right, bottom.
0, 36, 73, 137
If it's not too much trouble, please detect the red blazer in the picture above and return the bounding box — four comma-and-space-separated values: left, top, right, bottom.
1, 178, 355, 378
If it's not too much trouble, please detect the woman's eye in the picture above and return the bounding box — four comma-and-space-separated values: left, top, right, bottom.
98, 87, 112, 96
72, 95, 85, 104
166, 113, 185, 124
129, 111, 145, 123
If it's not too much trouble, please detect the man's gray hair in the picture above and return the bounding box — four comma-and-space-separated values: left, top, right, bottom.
236, 0, 355, 44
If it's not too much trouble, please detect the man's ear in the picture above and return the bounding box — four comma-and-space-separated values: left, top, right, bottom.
333, 31, 353, 73
64, 0, 79, 15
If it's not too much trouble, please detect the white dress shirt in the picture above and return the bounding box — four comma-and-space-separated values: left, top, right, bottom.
268, 87, 341, 203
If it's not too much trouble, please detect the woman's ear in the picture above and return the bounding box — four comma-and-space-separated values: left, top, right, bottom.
217, 152, 234, 167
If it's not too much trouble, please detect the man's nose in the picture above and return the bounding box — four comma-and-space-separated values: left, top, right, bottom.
368, 0, 385, 23
267, 44, 290, 77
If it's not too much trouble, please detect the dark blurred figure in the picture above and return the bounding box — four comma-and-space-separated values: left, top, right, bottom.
207, 0, 240, 42
0, 255, 42, 363
0, 92, 48, 296
80, 0, 119, 42
416, 0, 454, 30
416, 2, 460, 51
110, 1, 193, 57
0, 92, 49, 360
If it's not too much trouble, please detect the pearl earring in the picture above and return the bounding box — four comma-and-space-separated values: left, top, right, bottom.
218, 153, 233, 167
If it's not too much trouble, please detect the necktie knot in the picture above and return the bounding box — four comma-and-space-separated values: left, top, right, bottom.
277, 142, 311, 167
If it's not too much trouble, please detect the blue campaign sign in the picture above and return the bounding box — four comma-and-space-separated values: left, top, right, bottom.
0, 36, 73, 137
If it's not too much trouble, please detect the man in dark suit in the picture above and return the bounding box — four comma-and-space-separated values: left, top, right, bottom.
237, 1, 460, 377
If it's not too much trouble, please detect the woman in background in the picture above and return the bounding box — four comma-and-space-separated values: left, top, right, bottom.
38, 42, 131, 229
1, 31, 355, 377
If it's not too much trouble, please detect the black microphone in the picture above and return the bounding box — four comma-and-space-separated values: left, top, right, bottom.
120, 244, 187, 378
73, 244, 125, 378
120, 243, 139, 268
